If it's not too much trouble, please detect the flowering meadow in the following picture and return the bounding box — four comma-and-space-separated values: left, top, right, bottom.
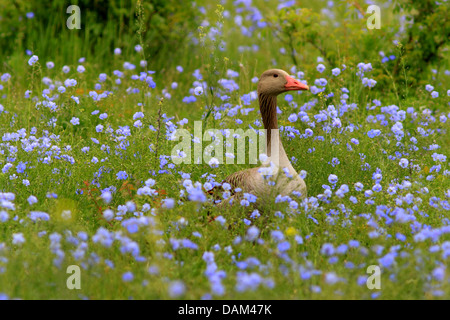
0, 0, 449, 300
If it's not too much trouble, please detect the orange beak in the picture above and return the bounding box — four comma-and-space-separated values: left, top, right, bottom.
284, 75, 309, 91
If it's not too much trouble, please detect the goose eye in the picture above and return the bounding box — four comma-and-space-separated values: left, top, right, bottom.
273, 74, 278, 78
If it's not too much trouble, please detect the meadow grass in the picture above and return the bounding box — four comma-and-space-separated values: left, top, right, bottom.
0, 0, 449, 299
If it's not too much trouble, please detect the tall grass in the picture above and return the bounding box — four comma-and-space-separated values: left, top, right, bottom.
0, 0, 448, 300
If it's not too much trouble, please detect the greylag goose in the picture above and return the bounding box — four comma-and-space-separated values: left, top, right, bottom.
216, 69, 309, 206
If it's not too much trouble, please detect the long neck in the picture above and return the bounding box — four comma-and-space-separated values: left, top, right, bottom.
258, 92, 292, 171
258, 93, 278, 155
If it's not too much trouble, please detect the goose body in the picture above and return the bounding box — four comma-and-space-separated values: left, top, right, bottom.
219, 69, 309, 204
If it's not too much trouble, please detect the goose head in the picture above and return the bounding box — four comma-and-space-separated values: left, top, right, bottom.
257, 69, 309, 96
